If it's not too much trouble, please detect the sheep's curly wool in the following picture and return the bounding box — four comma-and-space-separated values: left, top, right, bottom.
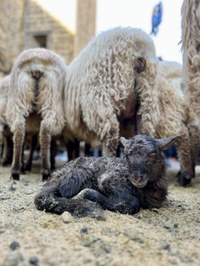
64, 27, 160, 155
181, 0, 200, 121
6, 48, 66, 135
158, 60, 183, 92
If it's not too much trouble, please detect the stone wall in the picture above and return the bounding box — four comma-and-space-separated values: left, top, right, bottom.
0, 0, 25, 72
24, 0, 74, 64
0, 0, 97, 74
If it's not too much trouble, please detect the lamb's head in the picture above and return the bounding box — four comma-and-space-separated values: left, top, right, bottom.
120, 135, 179, 188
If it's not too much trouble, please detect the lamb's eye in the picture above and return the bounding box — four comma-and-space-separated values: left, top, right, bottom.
148, 152, 156, 159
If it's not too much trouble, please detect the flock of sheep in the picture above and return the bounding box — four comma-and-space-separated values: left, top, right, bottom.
0, 0, 200, 214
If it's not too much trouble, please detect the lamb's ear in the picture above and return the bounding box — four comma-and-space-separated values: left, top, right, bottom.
157, 136, 180, 151
120, 137, 128, 147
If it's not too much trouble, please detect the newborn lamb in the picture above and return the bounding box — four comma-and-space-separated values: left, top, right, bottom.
34, 135, 178, 217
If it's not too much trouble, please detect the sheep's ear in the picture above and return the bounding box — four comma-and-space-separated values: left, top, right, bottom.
157, 136, 180, 151
120, 137, 128, 147
134, 57, 146, 73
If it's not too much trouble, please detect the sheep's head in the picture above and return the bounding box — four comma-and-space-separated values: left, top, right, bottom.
120, 135, 179, 188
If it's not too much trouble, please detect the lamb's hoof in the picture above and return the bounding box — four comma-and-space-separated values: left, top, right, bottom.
73, 201, 106, 220
11, 173, 20, 181
177, 175, 191, 187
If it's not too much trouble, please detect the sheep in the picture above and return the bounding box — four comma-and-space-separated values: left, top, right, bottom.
5, 48, 67, 181
34, 134, 179, 217
63, 27, 160, 157
62, 25, 197, 187
147, 60, 199, 186
181, 0, 200, 183
0, 75, 40, 169
181, 0, 200, 120
0, 76, 13, 165
158, 60, 184, 92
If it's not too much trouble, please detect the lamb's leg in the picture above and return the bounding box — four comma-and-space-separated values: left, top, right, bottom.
77, 188, 140, 214
97, 173, 141, 213
176, 128, 194, 186
39, 122, 51, 181
58, 168, 95, 198
11, 123, 26, 180
34, 186, 103, 217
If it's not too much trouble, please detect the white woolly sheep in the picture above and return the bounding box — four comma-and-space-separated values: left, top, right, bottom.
63, 27, 160, 156
181, 0, 200, 121
158, 60, 184, 92
148, 60, 199, 186
0, 76, 12, 164
0, 75, 41, 170
5, 48, 67, 181
180, 0, 200, 184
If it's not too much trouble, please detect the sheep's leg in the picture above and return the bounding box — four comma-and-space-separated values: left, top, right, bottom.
188, 123, 199, 178
20, 141, 26, 174
50, 137, 57, 171
102, 115, 119, 156
176, 128, 194, 186
34, 186, 103, 217
66, 139, 80, 161
11, 124, 26, 180
24, 134, 38, 171
0, 124, 4, 160
2, 134, 13, 166
39, 122, 51, 181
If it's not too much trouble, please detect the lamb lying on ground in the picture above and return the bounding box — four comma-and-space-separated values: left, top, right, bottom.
34, 135, 178, 217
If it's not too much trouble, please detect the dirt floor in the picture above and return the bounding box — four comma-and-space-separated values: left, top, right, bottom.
0, 161, 200, 266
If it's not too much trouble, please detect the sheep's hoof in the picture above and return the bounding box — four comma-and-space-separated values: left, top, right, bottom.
42, 173, 50, 182
2, 159, 12, 166
11, 173, 20, 181
177, 175, 191, 187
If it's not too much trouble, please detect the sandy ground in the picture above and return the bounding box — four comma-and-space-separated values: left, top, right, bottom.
0, 161, 200, 266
